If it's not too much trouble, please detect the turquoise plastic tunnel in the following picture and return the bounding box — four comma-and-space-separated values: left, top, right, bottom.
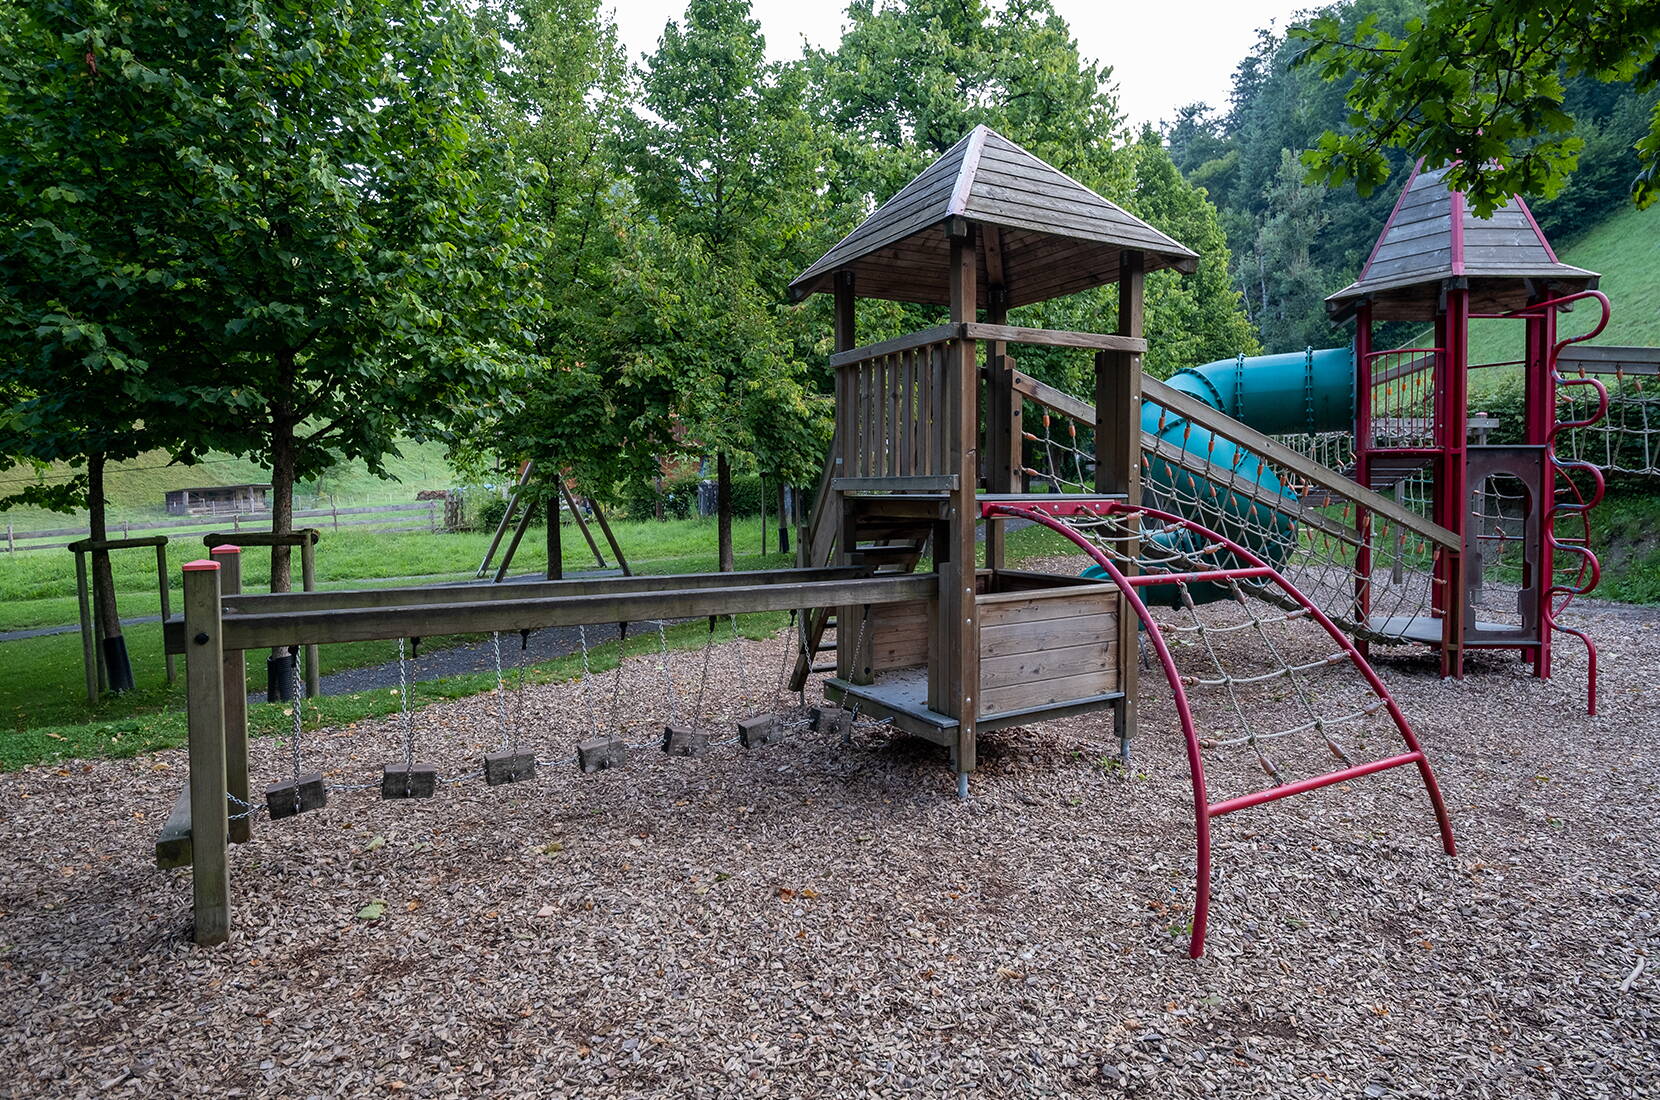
1082, 347, 1355, 606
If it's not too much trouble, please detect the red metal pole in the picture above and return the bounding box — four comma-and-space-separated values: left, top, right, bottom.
1353, 306, 1373, 651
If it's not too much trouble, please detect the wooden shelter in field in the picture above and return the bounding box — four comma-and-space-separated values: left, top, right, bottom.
164, 484, 271, 516
787, 125, 1198, 779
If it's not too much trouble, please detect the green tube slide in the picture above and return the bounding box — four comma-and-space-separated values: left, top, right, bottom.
1082, 346, 1355, 606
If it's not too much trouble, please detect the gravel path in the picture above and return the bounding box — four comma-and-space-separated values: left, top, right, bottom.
0, 586, 1655, 1097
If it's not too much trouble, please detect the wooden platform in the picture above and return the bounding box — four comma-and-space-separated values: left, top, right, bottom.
1369, 615, 1540, 647
825, 669, 1123, 745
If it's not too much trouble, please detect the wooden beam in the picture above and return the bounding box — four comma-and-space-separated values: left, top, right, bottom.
154, 785, 192, 869
477, 460, 533, 578
962, 322, 1147, 355
66, 535, 168, 553
171, 574, 939, 653
828, 323, 957, 368
586, 496, 631, 576
560, 479, 609, 570
1556, 344, 1660, 374
1104, 250, 1144, 761
221, 566, 869, 615
199, 530, 319, 548
182, 559, 230, 945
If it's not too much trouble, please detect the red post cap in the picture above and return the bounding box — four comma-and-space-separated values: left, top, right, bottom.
210, 544, 242, 555
182, 559, 221, 572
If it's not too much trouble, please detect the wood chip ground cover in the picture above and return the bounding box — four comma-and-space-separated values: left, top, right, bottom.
0, 589, 1654, 1097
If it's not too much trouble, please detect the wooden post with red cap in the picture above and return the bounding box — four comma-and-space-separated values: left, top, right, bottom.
183, 557, 230, 945
210, 545, 251, 845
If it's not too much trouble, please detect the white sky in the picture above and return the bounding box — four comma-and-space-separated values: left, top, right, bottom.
607, 0, 1313, 128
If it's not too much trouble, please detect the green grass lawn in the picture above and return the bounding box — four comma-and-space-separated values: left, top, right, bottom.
0, 514, 794, 750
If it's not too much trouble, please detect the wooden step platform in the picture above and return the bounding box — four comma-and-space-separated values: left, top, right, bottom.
825, 668, 1123, 745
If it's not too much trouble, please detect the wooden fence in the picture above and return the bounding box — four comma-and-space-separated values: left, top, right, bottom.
3, 499, 447, 554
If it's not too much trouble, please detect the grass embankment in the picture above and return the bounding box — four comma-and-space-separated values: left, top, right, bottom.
1463, 203, 1659, 398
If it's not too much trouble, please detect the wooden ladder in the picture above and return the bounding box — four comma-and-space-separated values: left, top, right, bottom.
788, 453, 941, 692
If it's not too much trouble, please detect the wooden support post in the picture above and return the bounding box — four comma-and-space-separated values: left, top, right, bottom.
832, 272, 859, 686
494, 496, 537, 584
75, 550, 97, 704
211, 545, 251, 845
546, 477, 564, 581
589, 499, 631, 576
1098, 250, 1144, 759
182, 558, 230, 945
477, 460, 533, 578
983, 228, 1014, 572
560, 480, 609, 570
939, 219, 980, 788
298, 532, 319, 699
156, 541, 176, 684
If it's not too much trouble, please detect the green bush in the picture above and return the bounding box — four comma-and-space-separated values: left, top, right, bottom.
474, 493, 509, 533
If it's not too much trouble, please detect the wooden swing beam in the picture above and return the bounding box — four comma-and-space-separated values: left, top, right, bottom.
165, 563, 933, 943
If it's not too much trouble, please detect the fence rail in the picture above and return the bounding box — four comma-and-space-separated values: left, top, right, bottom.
3, 500, 445, 553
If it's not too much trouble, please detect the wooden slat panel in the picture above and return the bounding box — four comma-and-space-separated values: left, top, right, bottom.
932, 343, 948, 474
900, 349, 916, 476
977, 588, 1117, 627
981, 640, 1116, 688
979, 668, 1119, 717
979, 612, 1117, 658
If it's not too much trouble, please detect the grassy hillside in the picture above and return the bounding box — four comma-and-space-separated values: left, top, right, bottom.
1467, 202, 1659, 397
0, 439, 462, 531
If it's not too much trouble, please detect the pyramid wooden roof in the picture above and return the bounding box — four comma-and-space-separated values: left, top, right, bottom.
1327, 161, 1598, 320
789, 126, 1199, 308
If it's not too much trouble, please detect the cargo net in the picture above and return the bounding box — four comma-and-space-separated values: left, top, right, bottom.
1558, 370, 1660, 476
1020, 395, 1446, 645
986, 498, 1455, 956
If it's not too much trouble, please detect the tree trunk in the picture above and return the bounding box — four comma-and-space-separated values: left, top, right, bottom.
776, 481, 790, 555
546, 478, 563, 580
716, 452, 733, 573
87, 451, 134, 693
269, 412, 296, 593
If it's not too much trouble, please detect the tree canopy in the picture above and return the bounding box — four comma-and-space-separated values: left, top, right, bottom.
1295, 0, 1660, 213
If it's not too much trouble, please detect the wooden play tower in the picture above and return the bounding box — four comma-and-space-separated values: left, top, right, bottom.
1326, 162, 1608, 701
787, 126, 1200, 793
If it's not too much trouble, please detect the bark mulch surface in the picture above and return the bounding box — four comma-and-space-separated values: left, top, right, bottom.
1, 599, 1655, 1097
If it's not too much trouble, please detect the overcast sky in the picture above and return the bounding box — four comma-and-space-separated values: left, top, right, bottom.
607, 0, 1313, 129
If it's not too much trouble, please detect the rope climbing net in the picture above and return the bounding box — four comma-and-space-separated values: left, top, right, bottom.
1558, 368, 1660, 476
1018, 390, 1448, 645
984, 498, 1456, 957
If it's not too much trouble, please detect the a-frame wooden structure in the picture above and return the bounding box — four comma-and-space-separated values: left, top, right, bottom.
788, 126, 1199, 791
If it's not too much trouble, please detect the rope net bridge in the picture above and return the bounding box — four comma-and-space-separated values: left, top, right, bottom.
984, 498, 1456, 957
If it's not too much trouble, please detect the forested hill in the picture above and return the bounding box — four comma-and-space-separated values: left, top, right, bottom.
1166, 0, 1659, 355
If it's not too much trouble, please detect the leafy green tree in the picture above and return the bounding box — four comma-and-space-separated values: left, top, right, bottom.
809, 0, 1257, 382
4, 0, 545, 601
626, 0, 824, 570
1246, 151, 1342, 352
1295, 0, 1660, 212
1, 0, 231, 690
449, 0, 636, 519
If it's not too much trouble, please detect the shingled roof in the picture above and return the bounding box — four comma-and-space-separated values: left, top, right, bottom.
789, 126, 1199, 308
1326, 161, 1598, 320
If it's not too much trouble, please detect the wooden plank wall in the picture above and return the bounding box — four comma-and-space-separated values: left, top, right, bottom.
976, 588, 1120, 718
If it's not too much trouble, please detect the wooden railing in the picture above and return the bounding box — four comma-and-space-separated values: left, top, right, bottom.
834, 328, 958, 491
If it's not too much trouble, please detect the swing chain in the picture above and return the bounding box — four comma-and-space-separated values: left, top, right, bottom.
288, 644, 304, 782
397, 635, 415, 768
577, 623, 598, 739
655, 619, 677, 722
690, 616, 717, 731
491, 631, 510, 751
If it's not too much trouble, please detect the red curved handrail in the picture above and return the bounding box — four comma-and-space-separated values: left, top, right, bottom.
1538, 290, 1611, 715
983, 498, 1456, 957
